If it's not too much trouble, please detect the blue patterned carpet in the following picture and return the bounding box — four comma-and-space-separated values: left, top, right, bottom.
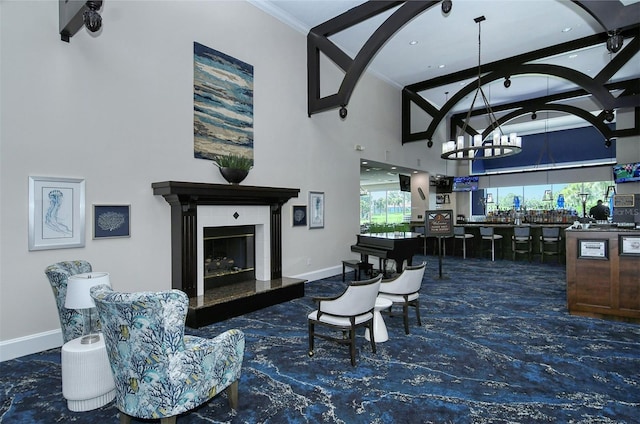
2, 255, 639, 423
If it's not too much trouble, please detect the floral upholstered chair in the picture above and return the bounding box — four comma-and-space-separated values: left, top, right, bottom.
44, 260, 93, 343
90, 285, 245, 424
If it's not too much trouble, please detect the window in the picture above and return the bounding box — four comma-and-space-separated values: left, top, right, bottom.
360, 189, 411, 232
477, 181, 614, 217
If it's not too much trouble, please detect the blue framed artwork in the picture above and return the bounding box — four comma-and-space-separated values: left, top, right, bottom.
193, 42, 254, 161
28, 176, 85, 251
292, 205, 307, 227
93, 204, 130, 239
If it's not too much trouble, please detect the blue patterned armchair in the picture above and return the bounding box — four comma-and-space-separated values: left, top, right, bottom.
90, 285, 245, 424
44, 260, 93, 343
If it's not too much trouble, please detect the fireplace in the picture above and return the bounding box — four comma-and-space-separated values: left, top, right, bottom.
203, 225, 255, 290
152, 181, 305, 327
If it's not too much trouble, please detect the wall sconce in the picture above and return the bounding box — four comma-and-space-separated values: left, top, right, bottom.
59, 0, 104, 42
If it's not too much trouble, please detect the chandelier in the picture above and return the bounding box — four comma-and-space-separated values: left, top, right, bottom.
441, 16, 522, 161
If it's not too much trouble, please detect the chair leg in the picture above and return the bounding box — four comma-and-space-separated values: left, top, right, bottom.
308, 321, 315, 356
368, 321, 376, 354
226, 380, 239, 410
491, 239, 495, 261
349, 328, 356, 366
414, 299, 421, 327
403, 303, 410, 335
120, 413, 132, 424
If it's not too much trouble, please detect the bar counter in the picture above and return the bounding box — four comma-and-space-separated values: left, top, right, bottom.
410, 221, 570, 260
565, 226, 640, 322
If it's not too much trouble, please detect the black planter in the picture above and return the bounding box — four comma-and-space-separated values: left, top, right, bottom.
219, 167, 249, 184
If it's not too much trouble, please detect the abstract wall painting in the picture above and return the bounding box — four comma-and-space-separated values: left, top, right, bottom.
28, 176, 85, 251
193, 42, 254, 161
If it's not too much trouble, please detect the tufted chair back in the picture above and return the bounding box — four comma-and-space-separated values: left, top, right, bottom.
44, 260, 93, 343
90, 284, 245, 423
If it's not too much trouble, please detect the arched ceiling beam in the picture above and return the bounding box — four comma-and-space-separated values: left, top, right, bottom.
415, 63, 621, 143
308, 0, 638, 117
404, 31, 639, 144
477, 104, 615, 142
570, 0, 640, 32
307, 1, 438, 116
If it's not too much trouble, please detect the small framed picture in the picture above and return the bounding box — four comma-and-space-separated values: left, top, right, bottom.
577, 239, 608, 260
619, 235, 640, 256
292, 205, 307, 227
93, 204, 131, 239
309, 191, 324, 229
28, 176, 85, 251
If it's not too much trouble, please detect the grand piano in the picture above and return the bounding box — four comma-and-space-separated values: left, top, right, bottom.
351, 232, 423, 275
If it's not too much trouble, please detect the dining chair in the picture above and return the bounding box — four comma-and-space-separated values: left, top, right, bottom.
307, 275, 382, 366
378, 261, 427, 335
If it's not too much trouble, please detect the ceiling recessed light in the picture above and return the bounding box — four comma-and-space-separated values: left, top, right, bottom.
569, 54, 578, 59
562, 27, 572, 33
409, 40, 418, 45
391, 166, 397, 170
438, 64, 446, 69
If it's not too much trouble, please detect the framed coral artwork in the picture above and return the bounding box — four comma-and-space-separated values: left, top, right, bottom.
93, 204, 131, 239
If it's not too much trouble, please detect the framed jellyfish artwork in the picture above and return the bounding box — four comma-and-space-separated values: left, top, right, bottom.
93, 204, 130, 239
28, 176, 85, 251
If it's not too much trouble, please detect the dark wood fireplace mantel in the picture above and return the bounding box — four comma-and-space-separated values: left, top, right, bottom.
152, 181, 300, 298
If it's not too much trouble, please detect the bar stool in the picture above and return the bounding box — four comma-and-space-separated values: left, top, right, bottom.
512, 226, 532, 261
479, 227, 503, 261
540, 227, 562, 263
453, 226, 474, 259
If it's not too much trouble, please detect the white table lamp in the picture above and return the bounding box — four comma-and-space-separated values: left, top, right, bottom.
65, 272, 111, 344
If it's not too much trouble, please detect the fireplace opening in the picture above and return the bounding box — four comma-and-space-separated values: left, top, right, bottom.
203, 225, 255, 290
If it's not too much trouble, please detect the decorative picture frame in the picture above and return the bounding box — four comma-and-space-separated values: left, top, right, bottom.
28, 176, 85, 251
619, 235, 640, 256
292, 205, 307, 227
309, 191, 324, 229
93, 204, 131, 239
577, 239, 609, 260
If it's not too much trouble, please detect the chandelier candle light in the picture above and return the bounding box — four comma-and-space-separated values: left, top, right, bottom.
441, 16, 522, 161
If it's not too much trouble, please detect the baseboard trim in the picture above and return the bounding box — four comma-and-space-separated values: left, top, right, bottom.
292, 265, 341, 283
0, 330, 63, 362
1, 266, 343, 362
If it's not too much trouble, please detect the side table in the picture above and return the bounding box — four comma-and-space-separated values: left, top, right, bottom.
61, 334, 116, 412
364, 297, 393, 343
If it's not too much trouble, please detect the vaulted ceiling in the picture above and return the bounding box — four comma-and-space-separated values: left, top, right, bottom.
256, 0, 640, 154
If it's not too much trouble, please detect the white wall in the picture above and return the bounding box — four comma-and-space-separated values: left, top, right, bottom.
0, 0, 437, 359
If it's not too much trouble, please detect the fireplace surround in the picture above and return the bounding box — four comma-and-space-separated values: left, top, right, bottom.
152, 181, 303, 326
153, 181, 299, 294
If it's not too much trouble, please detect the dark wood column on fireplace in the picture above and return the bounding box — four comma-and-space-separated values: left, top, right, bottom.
152, 181, 300, 298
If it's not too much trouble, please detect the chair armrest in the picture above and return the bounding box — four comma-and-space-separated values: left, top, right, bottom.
181, 329, 245, 384
312, 294, 341, 302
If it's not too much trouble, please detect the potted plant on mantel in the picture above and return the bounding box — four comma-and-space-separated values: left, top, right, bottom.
212, 153, 253, 184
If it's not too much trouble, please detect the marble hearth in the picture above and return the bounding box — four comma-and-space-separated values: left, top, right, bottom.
152, 181, 305, 327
